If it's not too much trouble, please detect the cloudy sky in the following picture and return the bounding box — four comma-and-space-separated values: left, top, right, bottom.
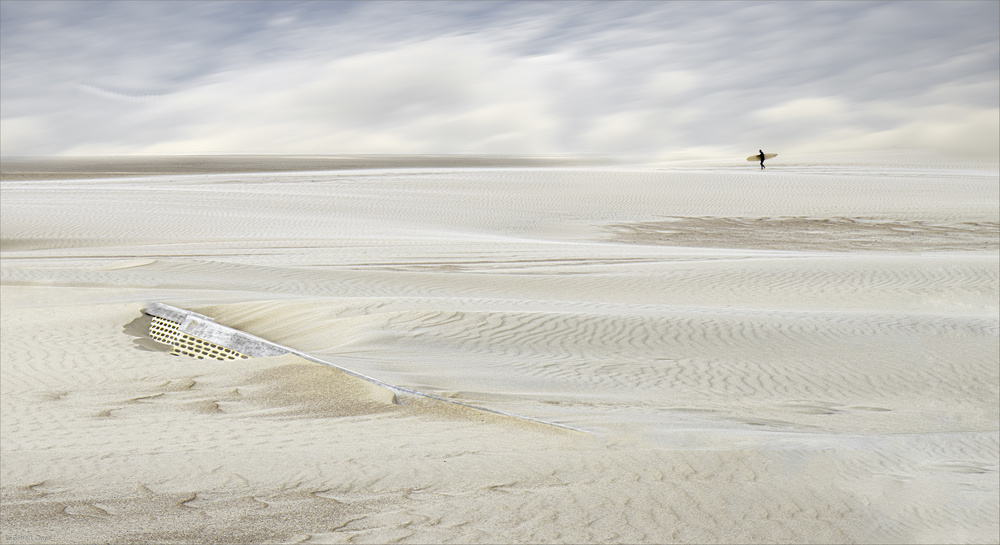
1, 0, 997, 158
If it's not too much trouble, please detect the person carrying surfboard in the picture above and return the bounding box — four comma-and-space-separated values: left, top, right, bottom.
747, 151, 777, 167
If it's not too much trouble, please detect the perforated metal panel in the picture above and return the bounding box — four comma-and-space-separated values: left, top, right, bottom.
149, 315, 249, 361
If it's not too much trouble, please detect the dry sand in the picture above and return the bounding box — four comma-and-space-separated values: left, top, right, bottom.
1, 154, 997, 543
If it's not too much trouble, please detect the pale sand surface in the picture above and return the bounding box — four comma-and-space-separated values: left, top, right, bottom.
1, 154, 997, 543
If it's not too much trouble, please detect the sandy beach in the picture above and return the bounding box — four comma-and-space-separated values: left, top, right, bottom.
1, 153, 997, 543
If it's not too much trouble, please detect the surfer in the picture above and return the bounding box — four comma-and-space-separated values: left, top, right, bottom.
758, 149, 766, 170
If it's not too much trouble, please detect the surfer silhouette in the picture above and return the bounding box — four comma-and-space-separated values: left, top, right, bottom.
758, 149, 766, 170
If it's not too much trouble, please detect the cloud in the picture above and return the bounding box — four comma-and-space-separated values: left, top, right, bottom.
0, 117, 49, 155
756, 98, 850, 123
1, 1, 997, 158
818, 105, 1000, 157
60, 37, 572, 155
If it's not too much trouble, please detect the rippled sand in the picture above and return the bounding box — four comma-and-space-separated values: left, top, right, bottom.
1, 154, 997, 543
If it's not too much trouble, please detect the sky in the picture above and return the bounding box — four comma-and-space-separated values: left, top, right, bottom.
1, 0, 998, 158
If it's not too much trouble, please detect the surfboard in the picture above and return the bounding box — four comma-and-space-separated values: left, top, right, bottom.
747, 153, 777, 161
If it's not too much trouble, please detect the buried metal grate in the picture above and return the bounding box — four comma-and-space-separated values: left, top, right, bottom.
132, 302, 586, 433
149, 315, 249, 361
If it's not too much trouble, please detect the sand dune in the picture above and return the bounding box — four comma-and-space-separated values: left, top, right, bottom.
1, 153, 997, 543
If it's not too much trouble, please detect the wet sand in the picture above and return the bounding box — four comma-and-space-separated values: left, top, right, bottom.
0, 155, 604, 181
